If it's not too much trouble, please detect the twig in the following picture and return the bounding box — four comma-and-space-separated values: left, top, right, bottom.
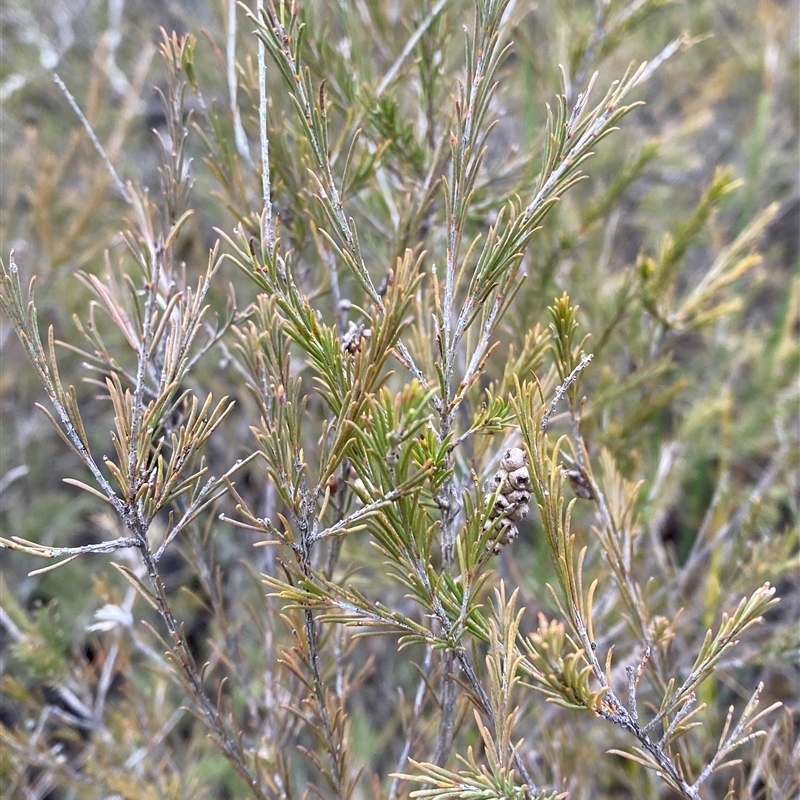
0, 464, 29, 493
658, 694, 698, 749
410, 546, 538, 792
388, 647, 434, 800
256, 0, 274, 247
541, 353, 593, 432
632, 35, 688, 87
309, 484, 409, 543
154, 453, 258, 561
2, 536, 140, 559
375, 0, 451, 98
227, 0, 256, 171
573, 614, 700, 799
332, 0, 452, 169
432, 650, 458, 766
692, 684, 779, 791
137, 534, 274, 799
53, 73, 131, 203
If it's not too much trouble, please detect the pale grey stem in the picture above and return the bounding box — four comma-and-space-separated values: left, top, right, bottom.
137, 531, 272, 798
574, 613, 699, 799
541, 353, 593, 432
626, 667, 639, 722
332, 0, 451, 168
569, 0, 607, 101
414, 549, 538, 791
432, 650, 457, 765
375, 0, 451, 97
1, 254, 128, 524
0, 464, 29, 493
320, 245, 348, 337
257, 0, 274, 246
100, 0, 130, 95
154, 478, 220, 561
692, 683, 764, 790
0, 604, 24, 641
632, 36, 687, 87
93, 584, 137, 721
53, 73, 131, 203
441, 0, 495, 400
388, 646, 434, 800
659, 693, 697, 749
395, 341, 441, 411
459, 294, 502, 399
227, 0, 256, 171
309, 484, 407, 542
523, 66, 641, 225
8, 537, 140, 558
626, 645, 651, 723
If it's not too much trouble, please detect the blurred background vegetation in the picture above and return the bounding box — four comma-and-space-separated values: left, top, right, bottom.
0, 0, 798, 798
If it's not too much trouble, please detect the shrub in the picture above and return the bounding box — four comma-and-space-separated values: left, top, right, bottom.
1, 1, 797, 798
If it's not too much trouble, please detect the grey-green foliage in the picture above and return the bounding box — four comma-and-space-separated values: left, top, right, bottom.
0, 1, 797, 799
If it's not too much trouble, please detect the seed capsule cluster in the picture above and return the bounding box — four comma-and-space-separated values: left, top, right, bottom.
486, 447, 532, 553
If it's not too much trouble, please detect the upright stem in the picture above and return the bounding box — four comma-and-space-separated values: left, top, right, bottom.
257, 0, 274, 250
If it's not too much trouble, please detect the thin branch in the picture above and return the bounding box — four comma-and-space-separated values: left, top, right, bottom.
53, 73, 131, 203
375, 0, 451, 98
572, 614, 699, 799
227, 0, 256, 171
659, 694, 698, 749
1, 536, 140, 559
692, 684, 778, 791
332, 0, 452, 169
389, 647, 434, 800
432, 650, 458, 766
309, 484, 409, 543
154, 453, 259, 561
632, 35, 688, 87
256, 0, 274, 246
541, 353, 593, 432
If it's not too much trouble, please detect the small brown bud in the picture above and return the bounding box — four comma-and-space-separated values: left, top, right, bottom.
342, 321, 371, 355
564, 468, 593, 500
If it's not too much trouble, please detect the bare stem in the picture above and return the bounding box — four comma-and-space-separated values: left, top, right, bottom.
227, 0, 255, 171
389, 647, 434, 800
53, 73, 131, 203
541, 353, 593, 433
257, 0, 274, 248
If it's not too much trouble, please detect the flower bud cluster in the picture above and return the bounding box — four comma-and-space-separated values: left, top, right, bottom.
486, 447, 532, 554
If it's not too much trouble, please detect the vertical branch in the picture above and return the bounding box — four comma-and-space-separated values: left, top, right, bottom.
257, 0, 274, 248
428, 0, 513, 773
388, 647, 434, 800
228, 0, 256, 171
297, 508, 350, 797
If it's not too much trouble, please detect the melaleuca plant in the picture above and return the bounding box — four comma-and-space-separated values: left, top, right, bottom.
1, 1, 796, 799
